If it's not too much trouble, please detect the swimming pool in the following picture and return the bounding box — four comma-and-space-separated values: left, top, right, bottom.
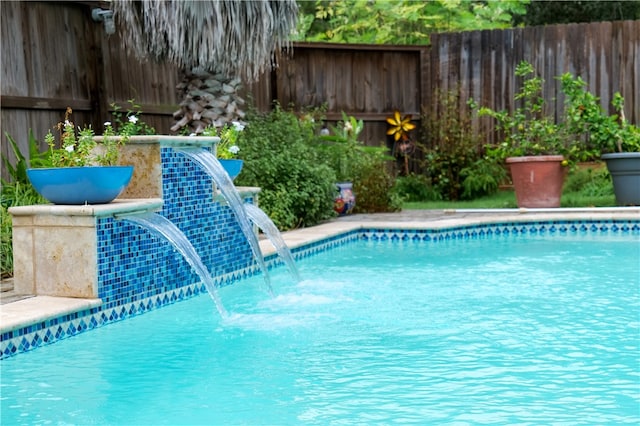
2, 222, 639, 424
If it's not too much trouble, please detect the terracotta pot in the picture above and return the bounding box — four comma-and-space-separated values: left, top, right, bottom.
506, 155, 565, 208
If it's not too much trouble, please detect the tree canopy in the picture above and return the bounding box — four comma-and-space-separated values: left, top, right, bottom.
294, 0, 529, 45
514, 0, 640, 26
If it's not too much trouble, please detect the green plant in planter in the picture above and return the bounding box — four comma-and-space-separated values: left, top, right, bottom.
560, 73, 640, 154
202, 121, 244, 159
41, 106, 153, 168
470, 61, 583, 165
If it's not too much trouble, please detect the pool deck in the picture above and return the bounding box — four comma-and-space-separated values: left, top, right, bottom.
2, 207, 639, 336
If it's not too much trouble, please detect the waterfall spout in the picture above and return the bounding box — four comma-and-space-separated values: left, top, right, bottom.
176, 148, 274, 296
120, 212, 228, 318
244, 203, 302, 283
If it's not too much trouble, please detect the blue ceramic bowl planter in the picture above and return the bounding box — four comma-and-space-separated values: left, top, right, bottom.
219, 159, 244, 181
27, 166, 134, 205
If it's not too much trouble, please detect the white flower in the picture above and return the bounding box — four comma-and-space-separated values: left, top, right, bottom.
64, 120, 71, 127
344, 122, 353, 133
231, 121, 245, 132
228, 145, 240, 155
128, 115, 139, 124
104, 121, 112, 127
64, 145, 75, 153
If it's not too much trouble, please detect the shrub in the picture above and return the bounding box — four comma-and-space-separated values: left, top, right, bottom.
563, 166, 613, 197
392, 173, 441, 202
235, 105, 336, 230
420, 88, 489, 200
319, 112, 399, 212
352, 150, 402, 213
460, 157, 508, 200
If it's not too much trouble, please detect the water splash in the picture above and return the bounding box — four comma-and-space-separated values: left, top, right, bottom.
176, 148, 273, 296
244, 203, 302, 283
121, 212, 228, 318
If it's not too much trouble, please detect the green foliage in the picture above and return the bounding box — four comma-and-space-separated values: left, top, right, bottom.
1, 205, 12, 278
392, 173, 442, 202
560, 73, 640, 154
319, 112, 399, 212
202, 122, 243, 159
41, 105, 155, 168
421, 88, 492, 200
235, 105, 336, 230
296, 0, 528, 45
109, 100, 156, 136
351, 146, 402, 213
460, 157, 508, 200
472, 62, 572, 161
1, 133, 48, 277
319, 112, 392, 182
1, 132, 44, 278
319, 112, 366, 181
563, 166, 613, 197
513, 0, 640, 26
403, 190, 517, 209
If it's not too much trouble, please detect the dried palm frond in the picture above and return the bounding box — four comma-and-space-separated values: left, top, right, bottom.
112, 0, 298, 81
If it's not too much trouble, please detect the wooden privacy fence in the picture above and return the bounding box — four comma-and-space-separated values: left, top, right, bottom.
260, 20, 639, 151
1, 1, 181, 176
1, 0, 638, 179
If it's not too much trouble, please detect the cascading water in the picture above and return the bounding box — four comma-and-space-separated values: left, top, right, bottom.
120, 212, 228, 318
243, 203, 302, 283
176, 148, 273, 296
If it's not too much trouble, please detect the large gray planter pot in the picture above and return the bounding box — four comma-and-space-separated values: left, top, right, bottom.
602, 152, 640, 206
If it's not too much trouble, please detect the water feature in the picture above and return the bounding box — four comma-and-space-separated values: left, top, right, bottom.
176, 147, 273, 296
121, 212, 228, 318
244, 203, 302, 283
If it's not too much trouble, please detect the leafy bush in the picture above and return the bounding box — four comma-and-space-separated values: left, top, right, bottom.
351, 150, 402, 213
235, 105, 337, 230
563, 165, 613, 197
392, 173, 441, 202
460, 157, 508, 200
319, 112, 399, 212
420, 88, 490, 200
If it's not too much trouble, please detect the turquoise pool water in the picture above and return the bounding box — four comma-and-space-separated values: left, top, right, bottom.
2, 232, 639, 424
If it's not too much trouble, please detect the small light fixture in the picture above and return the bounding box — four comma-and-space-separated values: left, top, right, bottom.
92, 8, 115, 35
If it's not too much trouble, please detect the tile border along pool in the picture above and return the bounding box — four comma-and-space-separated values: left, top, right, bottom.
1, 207, 639, 359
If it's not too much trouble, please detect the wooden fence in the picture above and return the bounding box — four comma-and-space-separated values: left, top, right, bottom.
1, 0, 638, 179
1, 1, 181, 177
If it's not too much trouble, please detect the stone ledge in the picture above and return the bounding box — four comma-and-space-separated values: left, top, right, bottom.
8, 198, 163, 218
0, 296, 102, 334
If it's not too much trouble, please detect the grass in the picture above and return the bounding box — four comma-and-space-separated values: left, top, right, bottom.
402, 166, 617, 210
403, 189, 616, 210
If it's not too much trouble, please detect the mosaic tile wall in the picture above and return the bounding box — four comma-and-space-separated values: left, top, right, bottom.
2, 146, 256, 358
2, 216, 638, 358
95, 148, 256, 310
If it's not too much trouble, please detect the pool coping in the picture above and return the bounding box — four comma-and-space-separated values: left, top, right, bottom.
2, 207, 639, 337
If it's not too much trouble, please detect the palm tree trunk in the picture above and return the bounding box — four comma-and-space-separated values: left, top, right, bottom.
171, 67, 245, 134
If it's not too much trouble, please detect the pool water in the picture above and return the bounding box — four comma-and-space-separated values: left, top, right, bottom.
2, 233, 639, 424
